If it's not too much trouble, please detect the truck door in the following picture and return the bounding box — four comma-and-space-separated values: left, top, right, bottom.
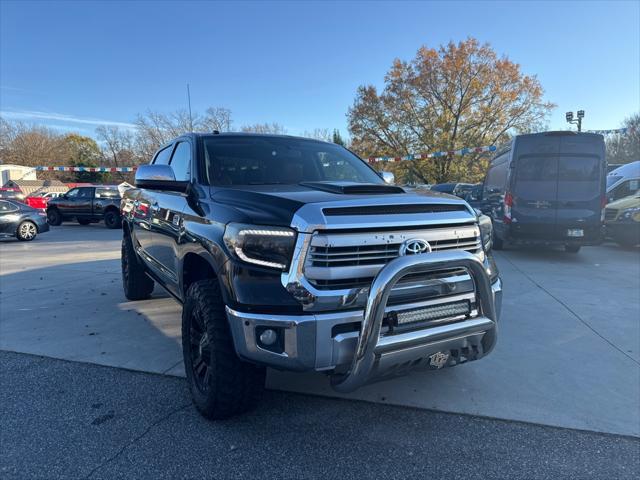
56, 187, 94, 217
146, 141, 192, 293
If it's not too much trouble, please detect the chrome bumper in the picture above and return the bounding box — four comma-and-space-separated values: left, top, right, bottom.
226, 251, 501, 392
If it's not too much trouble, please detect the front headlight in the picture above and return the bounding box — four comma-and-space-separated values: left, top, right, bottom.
223, 223, 297, 270
621, 206, 640, 221
478, 214, 493, 252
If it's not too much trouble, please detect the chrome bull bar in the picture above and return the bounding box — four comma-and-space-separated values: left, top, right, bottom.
330, 250, 497, 393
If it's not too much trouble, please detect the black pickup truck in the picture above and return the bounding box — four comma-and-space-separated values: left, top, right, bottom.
47, 185, 123, 228
121, 133, 503, 419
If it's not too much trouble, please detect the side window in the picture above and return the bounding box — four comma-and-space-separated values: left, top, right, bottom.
169, 142, 192, 181
77, 188, 94, 198
153, 145, 173, 165
611, 179, 640, 201
0, 200, 18, 212
95, 188, 119, 199
484, 154, 508, 197
66, 188, 80, 198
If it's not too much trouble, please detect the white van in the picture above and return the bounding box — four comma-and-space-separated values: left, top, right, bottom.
607, 161, 640, 202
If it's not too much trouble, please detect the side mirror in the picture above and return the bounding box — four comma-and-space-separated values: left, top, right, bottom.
381, 171, 395, 184
135, 164, 189, 193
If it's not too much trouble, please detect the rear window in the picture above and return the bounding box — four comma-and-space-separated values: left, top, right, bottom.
516, 156, 556, 181
558, 157, 600, 181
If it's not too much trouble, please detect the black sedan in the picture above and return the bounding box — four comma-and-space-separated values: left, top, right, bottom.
0, 199, 49, 241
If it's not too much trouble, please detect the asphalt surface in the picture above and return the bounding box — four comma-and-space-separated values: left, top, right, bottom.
1, 351, 638, 480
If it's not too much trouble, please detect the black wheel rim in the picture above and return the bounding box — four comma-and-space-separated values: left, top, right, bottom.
106, 214, 114, 226
189, 308, 212, 393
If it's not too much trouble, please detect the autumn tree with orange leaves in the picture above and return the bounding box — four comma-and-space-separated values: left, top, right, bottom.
348, 38, 555, 184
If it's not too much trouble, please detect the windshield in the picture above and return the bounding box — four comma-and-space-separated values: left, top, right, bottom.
607, 174, 623, 189
202, 136, 383, 186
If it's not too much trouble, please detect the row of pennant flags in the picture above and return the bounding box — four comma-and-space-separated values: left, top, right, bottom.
28, 126, 636, 172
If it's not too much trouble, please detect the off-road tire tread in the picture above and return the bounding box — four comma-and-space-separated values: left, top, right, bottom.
121, 234, 154, 300
182, 279, 265, 420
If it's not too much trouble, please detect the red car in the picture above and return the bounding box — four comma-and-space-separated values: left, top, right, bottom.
25, 191, 64, 210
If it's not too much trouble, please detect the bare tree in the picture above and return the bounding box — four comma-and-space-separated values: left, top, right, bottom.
240, 122, 287, 135
203, 107, 233, 132
301, 128, 332, 141
606, 113, 640, 165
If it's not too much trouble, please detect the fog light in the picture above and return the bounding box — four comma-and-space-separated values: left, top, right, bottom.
259, 329, 278, 346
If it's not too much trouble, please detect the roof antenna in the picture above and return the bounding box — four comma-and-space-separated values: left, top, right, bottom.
186, 83, 193, 132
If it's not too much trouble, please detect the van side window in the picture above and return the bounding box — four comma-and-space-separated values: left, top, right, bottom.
610, 178, 640, 201
153, 146, 173, 165
484, 153, 508, 197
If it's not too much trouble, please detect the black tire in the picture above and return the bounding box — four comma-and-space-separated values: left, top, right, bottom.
77, 218, 91, 225
16, 221, 37, 241
47, 208, 62, 226
105, 210, 122, 229
182, 279, 265, 420
564, 244, 581, 253
121, 234, 154, 300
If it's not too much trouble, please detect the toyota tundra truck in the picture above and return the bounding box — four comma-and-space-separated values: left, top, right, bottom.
121, 133, 503, 419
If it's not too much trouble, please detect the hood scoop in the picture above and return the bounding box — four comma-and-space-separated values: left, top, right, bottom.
299, 181, 405, 195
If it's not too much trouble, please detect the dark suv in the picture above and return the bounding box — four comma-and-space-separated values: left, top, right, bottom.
121, 133, 502, 419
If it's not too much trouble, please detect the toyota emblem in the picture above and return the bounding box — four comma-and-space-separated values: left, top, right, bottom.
399, 239, 432, 256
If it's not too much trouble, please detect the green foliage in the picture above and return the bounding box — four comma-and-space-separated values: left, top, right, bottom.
332, 129, 346, 146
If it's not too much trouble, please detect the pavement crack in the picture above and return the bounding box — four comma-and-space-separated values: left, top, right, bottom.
499, 253, 640, 366
83, 402, 191, 479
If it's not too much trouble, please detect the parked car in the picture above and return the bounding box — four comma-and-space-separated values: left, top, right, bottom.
25, 191, 64, 211
121, 132, 502, 419
0, 199, 49, 241
606, 161, 639, 203
482, 131, 606, 253
604, 192, 640, 247
0, 188, 25, 202
46, 186, 122, 228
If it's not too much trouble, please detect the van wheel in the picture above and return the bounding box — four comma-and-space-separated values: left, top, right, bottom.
47, 209, 62, 226
564, 244, 581, 253
121, 234, 154, 300
182, 279, 265, 420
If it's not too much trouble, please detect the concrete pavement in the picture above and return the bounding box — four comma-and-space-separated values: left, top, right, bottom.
0, 225, 639, 436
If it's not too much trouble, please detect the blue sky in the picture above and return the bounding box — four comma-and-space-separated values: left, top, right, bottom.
1, 0, 638, 140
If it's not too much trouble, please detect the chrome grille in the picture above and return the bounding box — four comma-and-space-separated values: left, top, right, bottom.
604, 208, 618, 221
304, 224, 481, 288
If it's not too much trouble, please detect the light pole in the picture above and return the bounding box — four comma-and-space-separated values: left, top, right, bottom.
566, 110, 585, 132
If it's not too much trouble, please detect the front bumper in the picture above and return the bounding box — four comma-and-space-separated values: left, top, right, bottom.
227, 250, 502, 392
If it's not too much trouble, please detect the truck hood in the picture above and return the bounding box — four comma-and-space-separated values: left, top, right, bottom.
209, 183, 472, 228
